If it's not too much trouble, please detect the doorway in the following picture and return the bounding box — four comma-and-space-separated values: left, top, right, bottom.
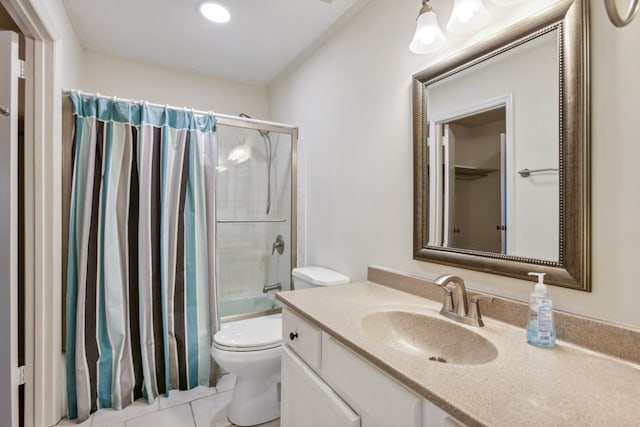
1, 0, 60, 425
0, 6, 27, 425
446, 107, 506, 253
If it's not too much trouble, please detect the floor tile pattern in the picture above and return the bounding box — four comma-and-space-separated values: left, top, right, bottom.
55, 375, 280, 427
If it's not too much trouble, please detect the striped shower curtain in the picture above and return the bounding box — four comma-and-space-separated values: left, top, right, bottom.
66, 92, 218, 421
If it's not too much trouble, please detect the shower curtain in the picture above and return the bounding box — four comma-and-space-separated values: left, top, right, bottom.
65, 92, 218, 421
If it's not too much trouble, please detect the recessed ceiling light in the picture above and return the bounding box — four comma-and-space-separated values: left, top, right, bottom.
199, 2, 231, 23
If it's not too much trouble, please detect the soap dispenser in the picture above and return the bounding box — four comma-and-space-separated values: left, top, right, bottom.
526, 272, 556, 347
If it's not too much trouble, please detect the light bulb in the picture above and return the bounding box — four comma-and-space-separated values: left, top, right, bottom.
409, 3, 446, 54
446, 0, 490, 34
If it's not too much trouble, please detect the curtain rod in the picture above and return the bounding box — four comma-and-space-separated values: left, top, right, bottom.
63, 89, 297, 131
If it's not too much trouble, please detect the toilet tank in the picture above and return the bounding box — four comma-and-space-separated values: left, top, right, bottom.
291, 266, 350, 290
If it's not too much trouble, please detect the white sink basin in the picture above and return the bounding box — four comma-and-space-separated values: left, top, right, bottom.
360, 309, 498, 365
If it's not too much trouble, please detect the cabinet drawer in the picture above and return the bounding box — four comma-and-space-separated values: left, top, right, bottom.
322, 333, 422, 427
282, 307, 322, 371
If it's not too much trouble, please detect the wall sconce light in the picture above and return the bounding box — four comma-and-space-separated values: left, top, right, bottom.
409, 1, 446, 54
409, 0, 494, 55
410, 0, 638, 55
447, 0, 490, 33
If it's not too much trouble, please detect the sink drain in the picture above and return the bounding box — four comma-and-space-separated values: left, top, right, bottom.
429, 356, 447, 363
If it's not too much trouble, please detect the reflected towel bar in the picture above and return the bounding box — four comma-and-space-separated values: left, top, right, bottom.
518, 168, 558, 178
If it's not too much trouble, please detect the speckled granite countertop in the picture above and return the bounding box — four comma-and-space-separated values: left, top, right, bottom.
276, 281, 640, 427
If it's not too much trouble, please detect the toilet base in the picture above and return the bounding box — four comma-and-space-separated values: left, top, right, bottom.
228, 374, 280, 426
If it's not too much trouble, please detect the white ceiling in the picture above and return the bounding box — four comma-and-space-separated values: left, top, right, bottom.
63, 0, 366, 85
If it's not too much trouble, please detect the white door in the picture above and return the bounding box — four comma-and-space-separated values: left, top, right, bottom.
0, 30, 20, 427
442, 124, 456, 247
427, 122, 443, 246
281, 346, 360, 427
500, 132, 507, 253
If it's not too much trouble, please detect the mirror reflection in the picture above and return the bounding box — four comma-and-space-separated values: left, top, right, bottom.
425, 29, 559, 262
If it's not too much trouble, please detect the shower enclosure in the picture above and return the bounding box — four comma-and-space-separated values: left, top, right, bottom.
215, 117, 297, 321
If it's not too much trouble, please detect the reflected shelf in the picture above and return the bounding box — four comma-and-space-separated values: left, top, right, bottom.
455, 165, 498, 180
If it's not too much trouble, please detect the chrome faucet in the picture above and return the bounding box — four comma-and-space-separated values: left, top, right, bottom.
433, 274, 493, 327
263, 282, 282, 293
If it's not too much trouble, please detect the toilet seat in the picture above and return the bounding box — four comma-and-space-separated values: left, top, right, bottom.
214, 342, 281, 352
210, 313, 283, 426
214, 314, 282, 352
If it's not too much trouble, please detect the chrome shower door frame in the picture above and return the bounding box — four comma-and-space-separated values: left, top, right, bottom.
215, 116, 298, 323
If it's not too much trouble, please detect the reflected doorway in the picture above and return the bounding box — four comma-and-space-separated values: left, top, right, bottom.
442, 107, 506, 253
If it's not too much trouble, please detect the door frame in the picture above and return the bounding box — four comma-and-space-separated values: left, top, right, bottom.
429, 94, 514, 250
0, 1, 63, 425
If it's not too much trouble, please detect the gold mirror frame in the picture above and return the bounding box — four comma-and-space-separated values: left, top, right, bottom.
413, 0, 590, 291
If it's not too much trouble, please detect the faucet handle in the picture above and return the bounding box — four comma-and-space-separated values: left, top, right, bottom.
272, 234, 285, 255
468, 294, 494, 327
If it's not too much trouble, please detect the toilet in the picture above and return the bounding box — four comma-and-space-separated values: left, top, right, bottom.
211, 266, 350, 426
211, 314, 282, 426
291, 266, 351, 290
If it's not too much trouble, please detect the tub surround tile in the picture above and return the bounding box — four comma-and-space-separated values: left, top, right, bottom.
367, 265, 640, 365
277, 278, 640, 426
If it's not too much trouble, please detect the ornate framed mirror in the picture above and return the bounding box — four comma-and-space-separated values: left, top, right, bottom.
412, 0, 590, 291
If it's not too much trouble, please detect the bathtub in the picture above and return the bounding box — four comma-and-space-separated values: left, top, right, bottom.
218, 293, 281, 319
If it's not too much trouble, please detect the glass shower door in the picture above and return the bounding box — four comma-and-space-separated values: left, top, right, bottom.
215, 123, 294, 320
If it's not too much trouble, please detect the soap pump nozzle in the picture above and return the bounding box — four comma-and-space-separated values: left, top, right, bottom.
528, 272, 547, 296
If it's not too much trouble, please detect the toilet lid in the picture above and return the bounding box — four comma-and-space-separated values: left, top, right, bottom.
214, 314, 282, 350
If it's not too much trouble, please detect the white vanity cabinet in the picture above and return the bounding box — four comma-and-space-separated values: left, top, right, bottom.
281, 308, 466, 427
281, 308, 360, 426
281, 346, 360, 427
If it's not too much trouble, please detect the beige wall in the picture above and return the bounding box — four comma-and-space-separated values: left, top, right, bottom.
269, 0, 640, 328
81, 50, 269, 118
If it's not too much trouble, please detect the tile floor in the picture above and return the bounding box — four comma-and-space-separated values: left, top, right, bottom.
56, 374, 280, 427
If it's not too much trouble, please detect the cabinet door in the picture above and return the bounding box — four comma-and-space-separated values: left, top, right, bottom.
423, 399, 466, 427
281, 346, 360, 427
322, 334, 422, 427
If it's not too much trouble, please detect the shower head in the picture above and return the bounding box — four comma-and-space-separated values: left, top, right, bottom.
239, 113, 274, 215
239, 113, 270, 137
